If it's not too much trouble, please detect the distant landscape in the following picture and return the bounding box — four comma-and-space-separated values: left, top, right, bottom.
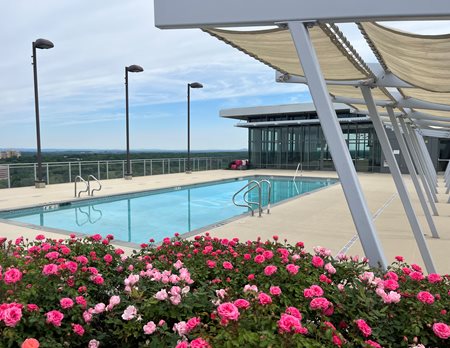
0, 150, 248, 188
0, 149, 248, 164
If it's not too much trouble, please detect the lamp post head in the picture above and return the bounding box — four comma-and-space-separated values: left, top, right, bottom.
34, 39, 54, 49
189, 82, 203, 89
126, 65, 144, 73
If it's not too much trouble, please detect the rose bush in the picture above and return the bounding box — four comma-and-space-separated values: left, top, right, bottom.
0, 233, 449, 347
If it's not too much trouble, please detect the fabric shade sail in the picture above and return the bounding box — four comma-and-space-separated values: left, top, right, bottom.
360, 22, 450, 93
203, 26, 369, 80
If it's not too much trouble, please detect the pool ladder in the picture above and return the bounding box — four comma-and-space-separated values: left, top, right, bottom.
74, 175, 102, 197
232, 179, 271, 217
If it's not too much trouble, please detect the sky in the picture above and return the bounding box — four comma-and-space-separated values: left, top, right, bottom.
1, 1, 450, 151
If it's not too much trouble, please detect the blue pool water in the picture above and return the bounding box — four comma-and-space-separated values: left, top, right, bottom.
0, 176, 337, 244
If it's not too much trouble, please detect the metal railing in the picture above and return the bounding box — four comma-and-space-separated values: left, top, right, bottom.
232, 179, 272, 217
0, 156, 234, 189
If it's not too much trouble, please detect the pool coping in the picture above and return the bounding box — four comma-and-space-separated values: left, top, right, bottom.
0, 175, 339, 249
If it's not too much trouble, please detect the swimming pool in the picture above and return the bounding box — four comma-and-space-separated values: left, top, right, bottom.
0, 176, 337, 244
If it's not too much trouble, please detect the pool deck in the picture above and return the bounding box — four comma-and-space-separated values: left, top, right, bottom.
0, 169, 449, 273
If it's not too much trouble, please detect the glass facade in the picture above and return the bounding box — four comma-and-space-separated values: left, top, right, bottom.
249, 119, 383, 172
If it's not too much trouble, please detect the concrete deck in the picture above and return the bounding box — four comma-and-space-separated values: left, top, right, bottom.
0, 169, 449, 273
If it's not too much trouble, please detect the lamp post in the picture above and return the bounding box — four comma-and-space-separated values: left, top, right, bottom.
187, 82, 203, 173
124, 64, 144, 180
32, 38, 54, 188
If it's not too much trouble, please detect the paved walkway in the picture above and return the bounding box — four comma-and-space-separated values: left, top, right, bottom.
0, 169, 449, 273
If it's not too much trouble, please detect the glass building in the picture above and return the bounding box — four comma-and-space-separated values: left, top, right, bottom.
221, 103, 444, 173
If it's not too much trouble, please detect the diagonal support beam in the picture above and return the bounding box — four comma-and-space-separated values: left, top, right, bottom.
387, 107, 440, 235
361, 87, 436, 273
287, 21, 387, 269
410, 127, 438, 191
400, 119, 439, 205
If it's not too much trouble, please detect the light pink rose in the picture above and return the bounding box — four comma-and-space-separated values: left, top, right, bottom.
155, 289, 168, 301
93, 303, 105, 314
173, 321, 188, 336
88, 339, 100, 348
121, 305, 137, 320
143, 321, 157, 334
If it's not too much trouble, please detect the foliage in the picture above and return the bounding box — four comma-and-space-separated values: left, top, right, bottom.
0, 233, 449, 348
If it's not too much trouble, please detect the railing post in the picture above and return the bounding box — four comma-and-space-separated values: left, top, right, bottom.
106, 161, 109, 180
69, 162, 72, 182
144, 159, 146, 176
34, 163, 37, 181
168, 159, 171, 174
122, 160, 125, 178
184, 158, 186, 172
150, 159, 153, 175
46, 163, 50, 185
179, 158, 181, 173
97, 161, 100, 180
79, 162, 82, 177
162, 159, 165, 174
7, 165, 11, 188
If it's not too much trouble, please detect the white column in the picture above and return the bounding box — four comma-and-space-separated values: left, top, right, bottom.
416, 132, 437, 183
387, 107, 439, 237
408, 125, 439, 197
361, 87, 436, 273
287, 21, 387, 269
399, 118, 439, 208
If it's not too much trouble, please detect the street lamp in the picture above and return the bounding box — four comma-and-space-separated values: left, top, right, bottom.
187, 82, 203, 173
124, 64, 144, 180
32, 38, 54, 188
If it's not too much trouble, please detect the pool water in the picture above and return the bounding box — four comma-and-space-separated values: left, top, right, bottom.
0, 176, 337, 244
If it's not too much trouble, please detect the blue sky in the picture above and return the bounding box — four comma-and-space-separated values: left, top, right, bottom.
1, 1, 449, 150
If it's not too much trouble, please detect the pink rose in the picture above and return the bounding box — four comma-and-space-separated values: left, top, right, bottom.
173, 321, 188, 336
270, 286, 282, 296
310, 285, 324, 297
82, 311, 92, 323
355, 319, 372, 337
93, 303, 106, 314
433, 322, 450, 339
206, 260, 216, 268
190, 338, 211, 348
324, 263, 336, 274
3, 306, 22, 327
254, 255, 266, 264
143, 321, 157, 334
186, 317, 201, 332
42, 264, 58, 276
60, 298, 74, 309
417, 291, 435, 304
264, 265, 278, 276
311, 256, 324, 268
175, 342, 188, 348
46, 310, 64, 327
72, 323, 85, 336
4, 268, 23, 284
383, 279, 399, 291
286, 264, 299, 275
277, 313, 306, 334
309, 297, 330, 311
364, 340, 382, 348
428, 273, 442, 283
258, 292, 272, 305
285, 307, 302, 319
234, 299, 250, 309
217, 302, 240, 321
21, 338, 40, 348
222, 261, 233, 270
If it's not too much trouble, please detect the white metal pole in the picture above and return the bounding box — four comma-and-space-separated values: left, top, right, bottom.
408, 125, 438, 196
361, 87, 436, 273
387, 107, 439, 237
288, 21, 387, 269
416, 132, 437, 183
399, 118, 439, 209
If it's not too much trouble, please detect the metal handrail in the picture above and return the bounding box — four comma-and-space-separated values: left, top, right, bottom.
232, 180, 262, 217
74, 176, 89, 197
293, 162, 303, 181
88, 175, 102, 196
243, 183, 262, 217
259, 179, 272, 214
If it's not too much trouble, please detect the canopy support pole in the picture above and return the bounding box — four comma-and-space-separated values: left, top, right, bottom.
416, 132, 437, 184
399, 118, 440, 210
386, 107, 439, 237
409, 125, 439, 196
287, 21, 387, 269
361, 87, 436, 273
